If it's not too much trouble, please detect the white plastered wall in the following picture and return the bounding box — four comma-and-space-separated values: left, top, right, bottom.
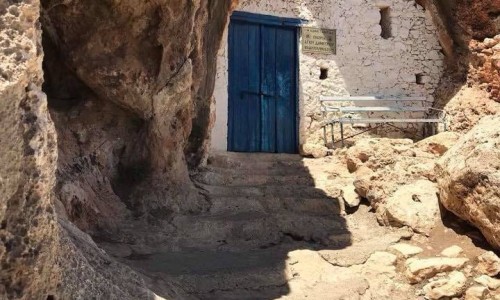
211, 0, 444, 151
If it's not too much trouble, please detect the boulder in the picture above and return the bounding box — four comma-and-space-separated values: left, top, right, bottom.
484, 38, 499, 48
366, 251, 398, 266
405, 257, 469, 283
441, 245, 464, 258
381, 180, 440, 235
493, 54, 500, 71
415, 131, 460, 156
423, 271, 467, 300
301, 143, 328, 158
388, 243, 423, 258
341, 185, 361, 208
476, 252, 500, 277
345, 138, 414, 173
475, 275, 500, 290
353, 157, 435, 212
465, 285, 488, 300
441, 87, 500, 133
436, 116, 500, 250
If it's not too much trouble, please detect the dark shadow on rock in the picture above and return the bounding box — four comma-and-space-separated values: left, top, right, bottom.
438, 200, 493, 253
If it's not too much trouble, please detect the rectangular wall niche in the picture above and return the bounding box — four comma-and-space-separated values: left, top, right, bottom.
379, 7, 392, 39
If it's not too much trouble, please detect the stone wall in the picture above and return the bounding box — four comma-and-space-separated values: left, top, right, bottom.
212, 0, 444, 151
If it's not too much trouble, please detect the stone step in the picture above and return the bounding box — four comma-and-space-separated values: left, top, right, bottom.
193, 171, 324, 186
200, 165, 313, 176
207, 154, 308, 171
198, 184, 336, 199
208, 196, 341, 216
126, 248, 292, 295
209, 151, 304, 164
170, 212, 347, 249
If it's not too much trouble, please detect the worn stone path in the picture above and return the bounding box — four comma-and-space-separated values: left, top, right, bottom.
101, 152, 492, 300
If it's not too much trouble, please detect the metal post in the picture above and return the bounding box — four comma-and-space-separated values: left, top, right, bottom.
340, 122, 345, 147
330, 123, 335, 148
323, 125, 327, 146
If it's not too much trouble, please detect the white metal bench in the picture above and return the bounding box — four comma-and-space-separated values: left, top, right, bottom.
320, 96, 447, 146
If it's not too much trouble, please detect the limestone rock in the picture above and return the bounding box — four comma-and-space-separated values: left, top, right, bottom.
353, 157, 435, 212
465, 285, 488, 300
349, 250, 414, 299
341, 185, 361, 208
351, 140, 437, 221
366, 251, 398, 267
441, 87, 500, 134
0, 1, 60, 298
493, 54, 500, 71
42, 0, 235, 222
345, 138, 414, 173
382, 180, 440, 235
441, 246, 464, 258
423, 271, 467, 300
475, 275, 500, 290
415, 132, 460, 156
285, 250, 370, 299
388, 243, 424, 258
320, 231, 407, 267
1, 0, 234, 298
405, 257, 469, 283
476, 252, 500, 277
484, 38, 499, 48
436, 116, 500, 250
301, 143, 328, 158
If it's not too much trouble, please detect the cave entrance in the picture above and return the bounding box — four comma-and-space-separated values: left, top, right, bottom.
227, 12, 300, 153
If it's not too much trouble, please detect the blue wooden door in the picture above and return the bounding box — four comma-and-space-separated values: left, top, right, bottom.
228, 15, 298, 153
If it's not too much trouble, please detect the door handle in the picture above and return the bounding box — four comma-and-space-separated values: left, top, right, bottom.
241, 90, 275, 98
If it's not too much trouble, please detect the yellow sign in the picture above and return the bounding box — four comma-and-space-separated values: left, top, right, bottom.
302, 27, 337, 55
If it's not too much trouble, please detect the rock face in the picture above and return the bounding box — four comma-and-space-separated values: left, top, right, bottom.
1, 0, 234, 299
436, 116, 500, 249
40, 0, 235, 231
0, 2, 59, 298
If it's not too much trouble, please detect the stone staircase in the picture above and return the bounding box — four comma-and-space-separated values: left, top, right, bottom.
168, 152, 346, 250
123, 152, 350, 299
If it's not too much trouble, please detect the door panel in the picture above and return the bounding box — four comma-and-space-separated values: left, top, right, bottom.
228, 18, 297, 153
260, 25, 277, 153
275, 27, 297, 153
229, 22, 261, 152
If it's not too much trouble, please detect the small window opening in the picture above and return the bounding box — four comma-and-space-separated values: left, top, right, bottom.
379, 7, 392, 39
47, 296, 55, 300
319, 68, 329, 80
416, 73, 424, 85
